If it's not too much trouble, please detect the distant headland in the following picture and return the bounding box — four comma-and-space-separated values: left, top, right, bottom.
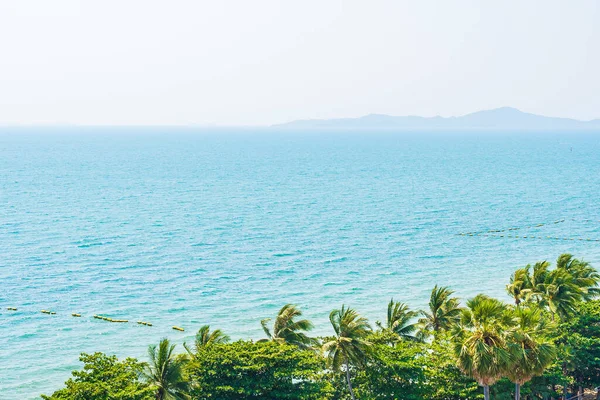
273, 107, 600, 130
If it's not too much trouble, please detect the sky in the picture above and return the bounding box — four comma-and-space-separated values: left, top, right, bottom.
0, 1, 599, 126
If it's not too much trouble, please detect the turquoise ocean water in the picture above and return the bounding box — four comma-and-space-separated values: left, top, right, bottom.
1, 128, 600, 398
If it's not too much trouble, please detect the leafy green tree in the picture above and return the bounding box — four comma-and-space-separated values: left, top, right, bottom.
453, 294, 513, 400
419, 285, 461, 338
344, 340, 427, 400
322, 305, 372, 400
143, 339, 188, 400
424, 334, 483, 400
41, 353, 153, 400
260, 304, 315, 349
558, 300, 600, 396
506, 306, 556, 400
186, 340, 330, 399
376, 299, 420, 343
183, 325, 229, 356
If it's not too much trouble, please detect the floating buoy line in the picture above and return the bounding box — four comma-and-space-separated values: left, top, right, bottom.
459, 233, 600, 242
458, 218, 600, 242
4, 307, 184, 332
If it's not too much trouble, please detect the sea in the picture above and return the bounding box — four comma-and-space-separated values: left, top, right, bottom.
1, 128, 600, 398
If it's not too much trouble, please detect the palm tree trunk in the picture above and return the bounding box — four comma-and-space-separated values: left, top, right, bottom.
563, 384, 568, 400
344, 359, 356, 400
578, 385, 583, 400
515, 382, 520, 400
484, 384, 490, 400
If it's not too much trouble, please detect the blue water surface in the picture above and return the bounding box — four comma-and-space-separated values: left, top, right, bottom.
1, 128, 600, 398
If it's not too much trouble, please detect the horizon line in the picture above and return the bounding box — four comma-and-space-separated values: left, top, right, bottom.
1, 106, 600, 129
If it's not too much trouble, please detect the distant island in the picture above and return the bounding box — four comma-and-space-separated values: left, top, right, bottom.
273, 107, 600, 130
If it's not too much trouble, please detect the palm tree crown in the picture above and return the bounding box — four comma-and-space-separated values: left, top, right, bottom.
144, 338, 188, 400
376, 299, 420, 342
509, 255, 599, 321
260, 304, 314, 349
556, 253, 600, 300
419, 285, 462, 337
184, 325, 229, 356
507, 267, 530, 306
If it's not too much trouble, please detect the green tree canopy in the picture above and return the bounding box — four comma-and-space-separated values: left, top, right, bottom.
41, 353, 153, 400
186, 340, 330, 399
559, 300, 600, 392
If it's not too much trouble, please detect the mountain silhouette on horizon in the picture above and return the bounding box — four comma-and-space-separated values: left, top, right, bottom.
273, 107, 600, 130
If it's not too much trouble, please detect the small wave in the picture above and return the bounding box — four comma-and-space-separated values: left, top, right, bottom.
77, 242, 105, 248
418, 254, 445, 260
18, 333, 38, 340
323, 282, 344, 287
255, 262, 275, 267
324, 257, 348, 264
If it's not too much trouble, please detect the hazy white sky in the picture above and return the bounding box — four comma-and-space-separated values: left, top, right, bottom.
0, 1, 598, 126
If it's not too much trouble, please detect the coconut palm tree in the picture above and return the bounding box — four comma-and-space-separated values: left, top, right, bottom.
144, 338, 188, 400
322, 305, 372, 400
556, 253, 600, 300
506, 306, 556, 400
183, 325, 229, 357
506, 267, 531, 306
521, 261, 551, 303
539, 268, 582, 321
453, 294, 513, 400
260, 304, 315, 349
376, 299, 420, 342
419, 285, 462, 338
519, 256, 596, 321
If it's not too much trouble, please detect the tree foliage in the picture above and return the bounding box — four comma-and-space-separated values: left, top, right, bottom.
41, 353, 153, 400
559, 300, 600, 390
419, 285, 462, 338
260, 304, 315, 349
186, 340, 330, 399
143, 338, 188, 400
41, 254, 600, 400
376, 299, 420, 343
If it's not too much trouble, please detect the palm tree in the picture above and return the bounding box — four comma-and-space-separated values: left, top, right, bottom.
376, 299, 420, 342
260, 304, 314, 349
144, 338, 188, 400
518, 256, 597, 321
506, 267, 531, 306
556, 253, 600, 300
521, 261, 551, 303
506, 306, 556, 400
322, 305, 372, 400
540, 268, 581, 321
419, 285, 462, 338
183, 325, 229, 356
453, 294, 513, 400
